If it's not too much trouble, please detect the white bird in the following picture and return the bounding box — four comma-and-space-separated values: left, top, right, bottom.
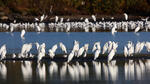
72, 40, 79, 57
124, 46, 128, 57
59, 42, 67, 54
94, 49, 101, 60
51, 44, 58, 52
40, 14, 47, 22
35, 18, 39, 21
91, 15, 96, 21
48, 44, 57, 59
145, 42, 150, 52
102, 42, 109, 54
108, 49, 116, 62
55, 16, 59, 22
85, 18, 89, 23
83, 44, 89, 57
111, 24, 117, 35
92, 42, 101, 52
77, 47, 85, 57
35, 42, 40, 50
134, 26, 140, 33
0, 44, 7, 60
21, 29, 25, 40
124, 13, 128, 20
37, 43, 45, 62
67, 51, 74, 63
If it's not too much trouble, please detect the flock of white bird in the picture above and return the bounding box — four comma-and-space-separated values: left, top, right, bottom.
0, 13, 150, 33
1, 40, 150, 62
0, 59, 150, 81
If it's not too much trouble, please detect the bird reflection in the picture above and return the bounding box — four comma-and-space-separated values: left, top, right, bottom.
48, 61, 58, 78
124, 60, 149, 80
36, 63, 46, 82
0, 62, 7, 80
21, 61, 32, 82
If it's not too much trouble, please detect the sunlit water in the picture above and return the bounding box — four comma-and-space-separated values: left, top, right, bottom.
0, 32, 150, 54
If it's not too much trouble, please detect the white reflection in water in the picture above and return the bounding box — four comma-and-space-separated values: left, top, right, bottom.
108, 60, 118, 81
36, 63, 46, 82
60, 62, 67, 80
48, 61, 58, 78
102, 63, 109, 80
21, 61, 32, 81
124, 60, 150, 80
125, 60, 135, 80
0, 62, 7, 80
93, 61, 101, 80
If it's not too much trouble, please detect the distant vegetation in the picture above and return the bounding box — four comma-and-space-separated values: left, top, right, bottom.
0, 0, 150, 16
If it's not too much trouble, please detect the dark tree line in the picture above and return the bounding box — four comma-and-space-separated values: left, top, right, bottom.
0, 0, 150, 16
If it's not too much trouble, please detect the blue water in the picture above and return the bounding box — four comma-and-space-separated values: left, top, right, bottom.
0, 32, 150, 54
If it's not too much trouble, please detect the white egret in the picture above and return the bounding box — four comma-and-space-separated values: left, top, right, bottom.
134, 26, 140, 33
92, 42, 101, 52
111, 24, 117, 35
102, 42, 109, 54
55, 16, 59, 22
91, 15, 96, 21
94, 49, 101, 60
77, 47, 84, 57
59, 42, 67, 54
83, 43, 89, 57
108, 49, 116, 62
21, 29, 25, 40
124, 13, 128, 20
37, 43, 45, 62
124, 46, 128, 57
72, 40, 79, 57
67, 51, 74, 63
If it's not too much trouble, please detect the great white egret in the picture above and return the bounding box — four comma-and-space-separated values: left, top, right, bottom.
91, 15, 96, 22
77, 47, 84, 57
124, 13, 128, 20
59, 42, 67, 54
102, 42, 109, 54
124, 46, 128, 57
48, 44, 57, 59
21, 29, 25, 40
111, 24, 117, 35
55, 16, 59, 23
67, 51, 74, 63
135, 26, 140, 33
94, 49, 101, 60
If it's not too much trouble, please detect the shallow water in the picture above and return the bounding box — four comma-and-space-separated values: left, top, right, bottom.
0, 32, 150, 54
1, 32, 150, 84
1, 60, 150, 84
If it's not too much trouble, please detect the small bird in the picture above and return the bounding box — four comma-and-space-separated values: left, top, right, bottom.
124, 46, 128, 57
59, 42, 67, 54
124, 13, 128, 20
67, 51, 75, 63
135, 26, 140, 33
55, 16, 59, 23
77, 47, 84, 57
108, 49, 116, 62
91, 15, 96, 21
111, 24, 117, 36
21, 29, 25, 40
94, 49, 101, 60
